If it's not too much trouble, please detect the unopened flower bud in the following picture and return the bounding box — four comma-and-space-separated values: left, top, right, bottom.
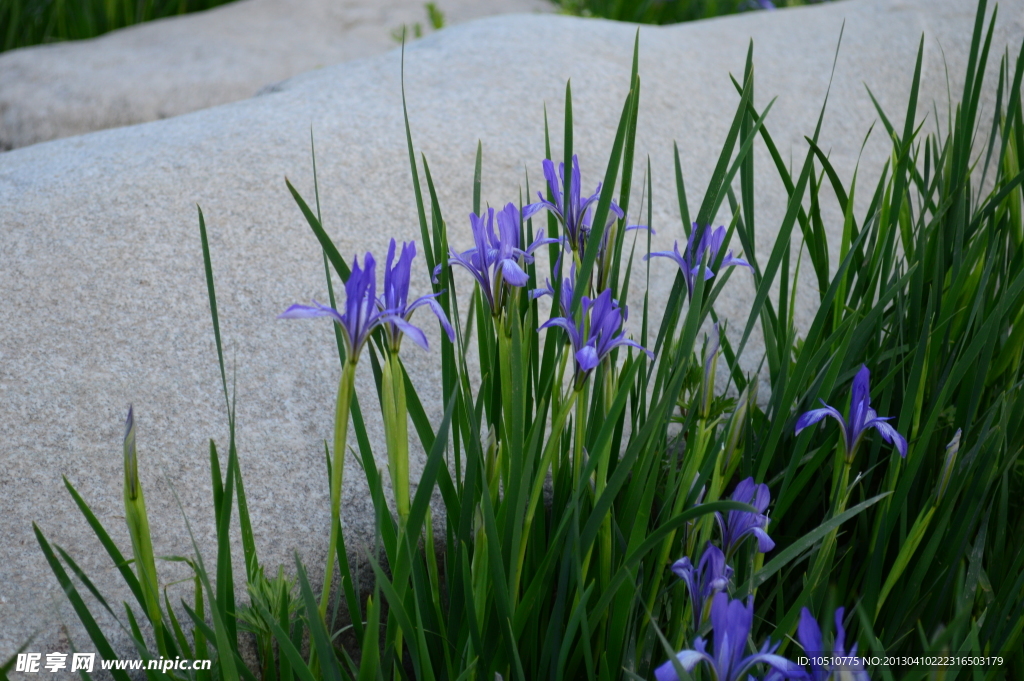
936, 429, 962, 503
123, 405, 138, 501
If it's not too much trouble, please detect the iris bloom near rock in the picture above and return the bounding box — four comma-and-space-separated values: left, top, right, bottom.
646, 223, 751, 300
539, 288, 653, 390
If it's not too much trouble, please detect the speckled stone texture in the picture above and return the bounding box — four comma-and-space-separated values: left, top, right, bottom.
1, 0, 1020, 666
0, 0, 553, 150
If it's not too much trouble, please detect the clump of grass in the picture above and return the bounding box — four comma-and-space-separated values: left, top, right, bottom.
554, 0, 829, 25
0, 0, 237, 52
17, 0, 1024, 678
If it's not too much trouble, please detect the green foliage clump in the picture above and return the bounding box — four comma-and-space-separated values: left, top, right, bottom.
11, 0, 1024, 679
555, 0, 828, 25
0, 0, 236, 52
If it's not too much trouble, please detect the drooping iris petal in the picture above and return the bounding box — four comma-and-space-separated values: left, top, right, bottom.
671, 542, 734, 630
656, 593, 802, 681
378, 238, 454, 352
645, 224, 751, 300
794, 364, 909, 460
796, 607, 869, 681
443, 203, 555, 315
280, 252, 397, 362
539, 287, 653, 390
715, 477, 775, 556
529, 155, 625, 252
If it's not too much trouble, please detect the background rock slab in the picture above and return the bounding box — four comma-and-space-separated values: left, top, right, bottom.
0, 0, 553, 150
1, 0, 1020, 664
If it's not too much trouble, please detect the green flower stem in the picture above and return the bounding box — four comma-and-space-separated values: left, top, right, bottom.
497, 313, 528, 493
469, 505, 489, 663
319, 360, 357, 621
595, 369, 617, 592
806, 447, 853, 601
512, 389, 578, 602
643, 416, 711, 648
381, 351, 410, 679
381, 351, 410, 525
573, 379, 590, 491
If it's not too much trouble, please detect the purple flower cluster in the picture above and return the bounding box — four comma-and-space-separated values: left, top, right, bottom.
716, 477, 776, 557
672, 543, 733, 631
531, 155, 625, 252
540, 288, 653, 390
646, 223, 752, 300
655, 593, 797, 681
438, 202, 555, 315
280, 238, 453, 361
658, 477, 873, 681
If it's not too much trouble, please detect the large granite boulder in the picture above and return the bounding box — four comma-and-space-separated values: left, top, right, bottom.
0, 0, 553, 150
1, 0, 1019, 664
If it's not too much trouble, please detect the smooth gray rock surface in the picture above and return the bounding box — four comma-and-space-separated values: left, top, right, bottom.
1, 0, 1020, 665
0, 0, 553, 150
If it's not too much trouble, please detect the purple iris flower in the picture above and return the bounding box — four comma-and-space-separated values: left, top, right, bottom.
529, 155, 625, 252
715, 477, 775, 557
645, 224, 751, 300
539, 288, 653, 390
437, 202, 555, 315
280, 251, 412, 362
796, 607, 869, 681
672, 542, 733, 631
379, 238, 455, 352
655, 593, 802, 681
794, 364, 909, 461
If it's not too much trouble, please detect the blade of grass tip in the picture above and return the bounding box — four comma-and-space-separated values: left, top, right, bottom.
310, 129, 349, 367
673, 142, 692, 235
356, 594, 381, 681
473, 140, 482, 216
164, 589, 193, 657
32, 525, 132, 681
574, 76, 636, 313
979, 54, 1006, 193
616, 29, 641, 224
563, 79, 574, 247
198, 206, 228, 410
735, 24, 844, 362
994, 39, 1024, 188
401, 36, 434, 272
741, 40, 756, 259
285, 178, 351, 282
